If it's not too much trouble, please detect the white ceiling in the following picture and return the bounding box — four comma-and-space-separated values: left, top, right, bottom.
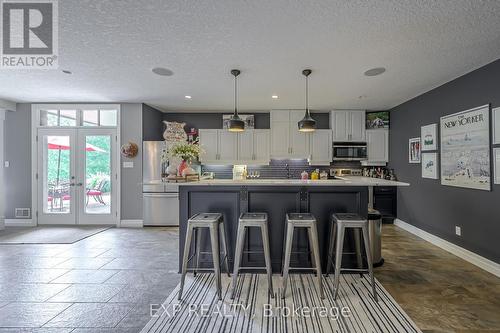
1, 0, 500, 112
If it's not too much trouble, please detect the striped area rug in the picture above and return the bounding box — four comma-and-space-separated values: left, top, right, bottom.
141, 274, 421, 333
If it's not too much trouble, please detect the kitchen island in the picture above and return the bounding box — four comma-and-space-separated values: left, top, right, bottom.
178, 177, 409, 273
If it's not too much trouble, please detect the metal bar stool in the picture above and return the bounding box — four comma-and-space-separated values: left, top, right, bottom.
231, 212, 274, 299
282, 213, 324, 299
179, 213, 229, 300
327, 213, 378, 301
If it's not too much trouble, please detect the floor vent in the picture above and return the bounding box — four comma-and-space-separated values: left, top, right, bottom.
15, 208, 31, 218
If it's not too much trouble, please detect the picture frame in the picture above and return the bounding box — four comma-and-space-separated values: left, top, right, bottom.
440, 104, 491, 191
493, 107, 500, 145
421, 123, 438, 151
366, 111, 390, 129
408, 137, 421, 163
494, 148, 500, 185
422, 153, 439, 179
223, 114, 255, 129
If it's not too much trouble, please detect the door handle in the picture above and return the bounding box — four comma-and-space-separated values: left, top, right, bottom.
69, 183, 75, 187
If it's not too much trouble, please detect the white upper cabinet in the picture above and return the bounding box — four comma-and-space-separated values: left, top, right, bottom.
199, 129, 219, 163
218, 131, 238, 162
252, 130, 270, 162
330, 110, 365, 142
270, 110, 311, 158
366, 129, 389, 163
199, 129, 270, 165
309, 129, 333, 165
494, 107, 500, 144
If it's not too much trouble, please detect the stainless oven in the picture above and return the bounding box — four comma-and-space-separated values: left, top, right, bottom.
332, 142, 367, 161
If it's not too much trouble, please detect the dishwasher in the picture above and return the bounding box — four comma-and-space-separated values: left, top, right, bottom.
143, 183, 179, 226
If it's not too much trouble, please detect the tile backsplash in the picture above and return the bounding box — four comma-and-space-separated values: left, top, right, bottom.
201, 160, 361, 179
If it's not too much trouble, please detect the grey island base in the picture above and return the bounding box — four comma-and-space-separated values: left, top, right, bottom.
178, 178, 409, 273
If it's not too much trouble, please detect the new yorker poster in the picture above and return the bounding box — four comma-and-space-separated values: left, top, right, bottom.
440, 105, 490, 191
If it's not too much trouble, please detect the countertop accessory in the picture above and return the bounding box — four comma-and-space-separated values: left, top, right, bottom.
228, 69, 245, 132
298, 69, 316, 132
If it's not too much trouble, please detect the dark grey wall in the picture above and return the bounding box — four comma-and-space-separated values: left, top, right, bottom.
142, 104, 164, 141
4, 104, 31, 219
389, 59, 500, 263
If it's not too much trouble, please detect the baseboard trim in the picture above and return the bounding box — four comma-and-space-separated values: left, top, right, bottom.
394, 219, 500, 278
5, 218, 36, 227
120, 219, 143, 228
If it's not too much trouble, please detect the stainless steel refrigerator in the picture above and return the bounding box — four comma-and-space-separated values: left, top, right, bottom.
142, 141, 179, 226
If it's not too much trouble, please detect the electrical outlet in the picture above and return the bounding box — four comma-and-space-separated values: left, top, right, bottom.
455, 226, 462, 236
4, 161, 9, 167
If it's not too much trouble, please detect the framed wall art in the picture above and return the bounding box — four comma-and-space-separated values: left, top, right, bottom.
440, 104, 491, 191
409, 137, 421, 163
421, 123, 438, 151
422, 153, 439, 179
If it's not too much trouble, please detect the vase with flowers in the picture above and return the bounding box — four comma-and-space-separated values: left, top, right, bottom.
167, 140, 203, 177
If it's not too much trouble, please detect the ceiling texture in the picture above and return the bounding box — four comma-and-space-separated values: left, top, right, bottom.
1, 0, 500, 112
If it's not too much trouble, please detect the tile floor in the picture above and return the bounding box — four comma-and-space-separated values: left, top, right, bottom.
0, 227, 180, 332
0, 225, 498, 332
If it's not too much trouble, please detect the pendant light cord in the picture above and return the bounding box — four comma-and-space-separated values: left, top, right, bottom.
305, 74, 310, 117
234, 74, 238, 116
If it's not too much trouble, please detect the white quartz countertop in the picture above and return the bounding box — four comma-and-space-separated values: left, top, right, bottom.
177, 177, 410, 187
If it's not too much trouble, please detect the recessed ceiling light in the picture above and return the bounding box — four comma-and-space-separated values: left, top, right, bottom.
62, 70, 72, 74
184, 95, 192, 99
152, 67, 174, 76
271, 95, 279, 99
364, 67, 386, 76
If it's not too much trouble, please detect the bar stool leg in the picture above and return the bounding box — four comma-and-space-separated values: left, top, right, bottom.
362, 224, 378, 302
179, 223, 194, 300
326, 220, 336, 277
194, 229, 200, 277
307, 228, 316, 273
219, 222, 230, 277
231, 224, 246, 299
261, 223, 274, 298
281, 224, 294, 299
308, 223, 324, 299
354, 229, 363, 271
209, 224, 222, 300
333, 224, 345, 300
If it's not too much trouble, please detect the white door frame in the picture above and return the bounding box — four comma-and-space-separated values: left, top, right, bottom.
31, 104, 121, 226
0, 109, 6, 230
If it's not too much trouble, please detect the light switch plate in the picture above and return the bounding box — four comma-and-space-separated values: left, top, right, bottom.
4, 161, 9, 167
122, 161, 134, 168
455, 226, 461, 236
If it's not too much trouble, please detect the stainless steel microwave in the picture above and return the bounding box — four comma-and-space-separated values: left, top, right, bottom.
332, 142, 368, 161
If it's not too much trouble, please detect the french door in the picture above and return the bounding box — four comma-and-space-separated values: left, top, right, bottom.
37, 128, 118, 225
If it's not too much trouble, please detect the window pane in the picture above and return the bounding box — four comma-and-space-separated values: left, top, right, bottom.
99, 109, 117, 126
85, 136, 111, 214
59, 110, 77, 126
83, 110, 98, 126
43, 135, 71, 214
40, 110, 59, 126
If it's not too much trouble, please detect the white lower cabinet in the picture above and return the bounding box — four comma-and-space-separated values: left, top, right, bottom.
366, 129, 389, 163
309, 130, 332, 165
199, 129, 269, 165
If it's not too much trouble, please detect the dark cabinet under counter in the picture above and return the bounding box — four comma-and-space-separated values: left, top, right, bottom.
373, 186, 397, 223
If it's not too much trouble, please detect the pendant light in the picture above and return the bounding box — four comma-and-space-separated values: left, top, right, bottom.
228, 69, 245, 132
298, 69, 316, 132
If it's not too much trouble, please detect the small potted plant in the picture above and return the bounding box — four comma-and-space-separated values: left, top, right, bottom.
167, 140, 203, 177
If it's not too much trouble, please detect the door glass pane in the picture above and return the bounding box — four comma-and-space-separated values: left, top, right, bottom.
59, 110, 77, 126
83, 110, 98, 126
85, 135, 111, 214
43, 135, 71, 214
99, 110, 117, 126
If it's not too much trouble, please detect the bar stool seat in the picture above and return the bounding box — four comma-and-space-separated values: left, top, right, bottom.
179, 212, 229, 301
282, 213, 324, 299
327, 213, 378, 301
231, 212, 274, 299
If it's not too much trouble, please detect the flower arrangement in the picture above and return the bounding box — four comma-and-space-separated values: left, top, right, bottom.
167, 140, 203, 162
